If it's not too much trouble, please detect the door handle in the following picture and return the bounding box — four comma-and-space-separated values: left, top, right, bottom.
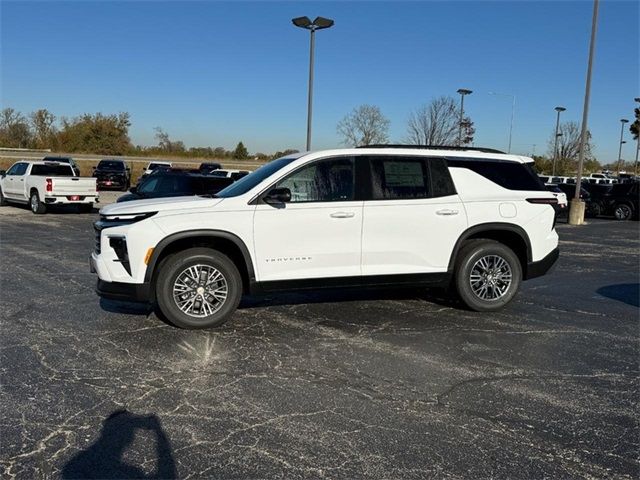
330, 211, 355, 218
19, 179, 24, 182
436, 209, 459, 216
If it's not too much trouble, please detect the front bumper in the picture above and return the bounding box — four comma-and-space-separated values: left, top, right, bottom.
524, 247, 559, 280
96, 279, 151, 303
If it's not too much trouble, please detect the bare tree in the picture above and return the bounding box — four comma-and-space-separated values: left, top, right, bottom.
406, 96, 474, 146
547, 121, 593, 175
337, 105, 390, 147
154, 127, 185, 153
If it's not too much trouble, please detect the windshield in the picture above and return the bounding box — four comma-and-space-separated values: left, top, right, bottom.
138, 175, 194, 194
216, 156, 300, 198
97, 160, 124, 170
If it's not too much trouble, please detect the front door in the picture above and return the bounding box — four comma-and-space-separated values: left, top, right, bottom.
3, 162, 27, 198
253, 156, 363, 282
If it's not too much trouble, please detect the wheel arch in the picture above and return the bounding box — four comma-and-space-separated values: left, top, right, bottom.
144, 230, 256, 299
448, 223, 532, 276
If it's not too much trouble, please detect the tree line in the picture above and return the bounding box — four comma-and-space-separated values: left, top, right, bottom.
0, 107, 298, 160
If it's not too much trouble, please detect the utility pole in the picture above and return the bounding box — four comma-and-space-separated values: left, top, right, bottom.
569, 0, 599, 226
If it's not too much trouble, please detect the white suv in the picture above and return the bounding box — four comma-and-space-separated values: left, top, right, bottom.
90, 146, 559, 329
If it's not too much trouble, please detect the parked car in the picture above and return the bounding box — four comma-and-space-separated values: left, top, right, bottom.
199, 162, 222, 174
137, 161, 172, 184
545, 184, 568, 215
42, 156, 81, 176
93, 159, 131, 191
117, 170, 234, 203
91, 146, 559, 329
208, 169, 250, 181
0, 160, 97, 213
593, 181, 639, 220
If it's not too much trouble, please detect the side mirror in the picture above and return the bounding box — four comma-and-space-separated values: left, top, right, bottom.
129, 186, 137, 194
263, 187, 291, 205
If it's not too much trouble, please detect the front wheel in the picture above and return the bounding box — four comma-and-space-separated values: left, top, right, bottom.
155, 248, 242, 329
614, 203, 632, 221
30, 191, 46, 214
0, 187, 7, 206
454, 239, 522, 312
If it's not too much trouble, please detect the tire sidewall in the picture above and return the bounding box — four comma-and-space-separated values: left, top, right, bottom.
455, 241, 522, 311
156, 249, 242, 329
30, 192, 45, 214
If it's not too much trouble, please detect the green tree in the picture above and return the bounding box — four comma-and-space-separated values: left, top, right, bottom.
58, 112, 132, 155
0, 108, 32, 148
233, 141, 248, 159
30, 109, 57, 149
630, 105, 639, 140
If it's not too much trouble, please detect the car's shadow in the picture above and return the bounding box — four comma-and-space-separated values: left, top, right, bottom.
99, 287, 458, 318
596, 283, 640, 307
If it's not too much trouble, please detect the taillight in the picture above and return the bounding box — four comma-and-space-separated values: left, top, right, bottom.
526, 197, 558, 205
46, 178, 53, 193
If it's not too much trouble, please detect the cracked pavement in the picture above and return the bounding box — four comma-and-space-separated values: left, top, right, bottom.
0, 204, 638, 478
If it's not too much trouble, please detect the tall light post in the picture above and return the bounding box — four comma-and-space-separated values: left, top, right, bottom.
634, 97, 640, 176
457, 88, 472, 146
616, 118, 629, 175
489, 92, 516, 153
569, 0, 599, 226
292, 16, 334, 151
552, 106, 566, 176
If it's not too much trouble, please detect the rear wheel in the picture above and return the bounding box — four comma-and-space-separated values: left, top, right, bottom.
614, 203, 632, 221
454, 239, 522, 311
155, 248, 242, 329
30, 191, 46, 214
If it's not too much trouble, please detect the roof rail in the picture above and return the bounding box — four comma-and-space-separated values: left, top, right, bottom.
356, 144, 506, 154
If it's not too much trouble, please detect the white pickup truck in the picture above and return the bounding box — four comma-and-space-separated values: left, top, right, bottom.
0, 160, 98, 214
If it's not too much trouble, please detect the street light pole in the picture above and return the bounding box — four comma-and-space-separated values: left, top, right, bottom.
635, 98, 640, 176
292, 16, 335, 151
456, 89, 472, 146
569, 0, 599, 226
617, 118, 629, 175
489, 92, 516, 153
552, 106, 566, 176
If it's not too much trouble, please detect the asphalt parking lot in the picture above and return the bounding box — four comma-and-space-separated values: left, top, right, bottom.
0, 203, 638, 479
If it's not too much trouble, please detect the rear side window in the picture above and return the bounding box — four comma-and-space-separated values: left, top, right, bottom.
370, 157, 430, 200
429, 158, 457, 197
31, 164, 74, 176
447, 158, 545, 191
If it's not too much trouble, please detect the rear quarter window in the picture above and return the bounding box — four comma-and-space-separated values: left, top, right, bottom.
447, 158, 545, 191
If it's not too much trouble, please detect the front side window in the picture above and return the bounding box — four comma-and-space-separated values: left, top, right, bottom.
370, 157, 430, 200
6, 163, 22, 175
275, 157, 354, 203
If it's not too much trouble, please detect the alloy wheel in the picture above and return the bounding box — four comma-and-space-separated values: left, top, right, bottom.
172, 264, 228, 318
469, 254, 513, 301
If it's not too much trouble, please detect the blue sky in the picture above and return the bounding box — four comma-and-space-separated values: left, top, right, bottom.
1, 1, 638, 161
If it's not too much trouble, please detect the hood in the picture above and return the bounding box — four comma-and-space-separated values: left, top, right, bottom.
100, 195, 223, 215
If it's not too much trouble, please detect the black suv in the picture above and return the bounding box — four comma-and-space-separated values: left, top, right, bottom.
93, 159, 131, 191
199, 162, 222, 174
117, 170, 234, 203
593, 181, 639, 220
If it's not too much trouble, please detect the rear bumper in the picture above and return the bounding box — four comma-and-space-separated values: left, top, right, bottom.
96, 279, 151, 303
524, 247, 559, 280
44, 195, 98, 204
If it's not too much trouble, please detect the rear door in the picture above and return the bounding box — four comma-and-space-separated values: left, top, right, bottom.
361, 155, 468, 275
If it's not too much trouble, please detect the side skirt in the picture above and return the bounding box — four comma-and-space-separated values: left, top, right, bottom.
251, 272, 451, 295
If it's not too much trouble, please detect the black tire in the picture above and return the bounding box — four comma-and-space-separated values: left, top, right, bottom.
0, 187, 7, 206
585, 201, 601, 218
155, 248, 242, 329
30, 191, 46, 214
613, 203, 632, 221
454, 239, 522, 312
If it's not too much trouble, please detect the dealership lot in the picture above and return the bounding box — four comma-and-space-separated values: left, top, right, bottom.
0, 207, 638, 478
